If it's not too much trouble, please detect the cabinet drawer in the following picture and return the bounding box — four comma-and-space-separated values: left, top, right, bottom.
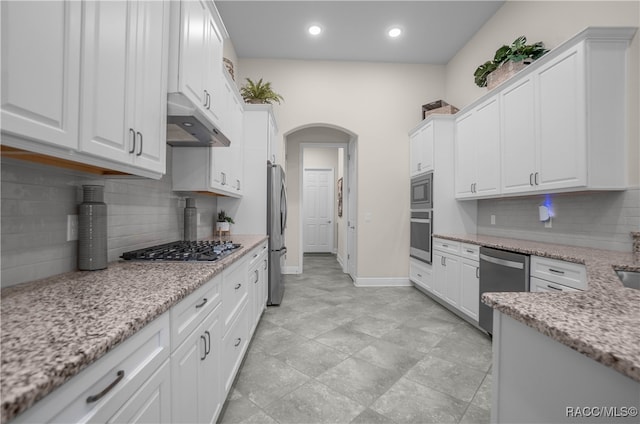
222, 258, 249, 332
530, 276, 581, 293
433, 238, 460, 254
171, 274, 221, 350
531, 256, 587, 290
222, 299, 249, 394
460, 243, 480, 260
247, 241, 267, 268
409, 258, 432, 292
13, 314, 170, 424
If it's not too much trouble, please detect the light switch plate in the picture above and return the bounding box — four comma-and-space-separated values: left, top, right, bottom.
67, 215, 78, 241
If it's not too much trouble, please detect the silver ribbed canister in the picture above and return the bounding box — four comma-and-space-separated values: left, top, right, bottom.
78, 185, 108, 270
184, 197, 197, 241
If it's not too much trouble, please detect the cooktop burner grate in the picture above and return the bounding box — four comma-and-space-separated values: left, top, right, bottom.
120, 240, 242, 262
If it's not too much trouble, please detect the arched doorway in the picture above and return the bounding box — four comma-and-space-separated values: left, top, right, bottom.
283, 124, 358, 281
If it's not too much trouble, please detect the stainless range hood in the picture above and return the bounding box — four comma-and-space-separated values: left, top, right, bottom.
166, 92, 231, 147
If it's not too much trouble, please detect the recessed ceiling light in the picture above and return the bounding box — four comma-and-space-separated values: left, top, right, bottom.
388, 27, 402, 38
308, 25, 322, 36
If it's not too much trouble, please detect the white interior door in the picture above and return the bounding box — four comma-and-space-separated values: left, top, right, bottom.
347, 139, 357, 279
303, 169, 334, 253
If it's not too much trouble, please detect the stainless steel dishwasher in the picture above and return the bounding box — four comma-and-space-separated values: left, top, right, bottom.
479, 247, 530, 334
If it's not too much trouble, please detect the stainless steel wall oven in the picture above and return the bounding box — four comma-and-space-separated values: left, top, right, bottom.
410, 210, 433, 264
410, 172, 433, 210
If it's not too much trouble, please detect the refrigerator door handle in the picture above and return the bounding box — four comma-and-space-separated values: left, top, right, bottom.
281, 181, 288, 233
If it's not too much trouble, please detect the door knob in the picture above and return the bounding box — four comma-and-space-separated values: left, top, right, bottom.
327, 220, 332, 224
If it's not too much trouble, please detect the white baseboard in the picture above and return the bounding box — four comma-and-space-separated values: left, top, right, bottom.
353, 277, 412, 287
282, 266, 301, 274
336, 254, 344, 268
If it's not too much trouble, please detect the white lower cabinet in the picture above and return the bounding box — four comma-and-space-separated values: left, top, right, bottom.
530, 255, 587, 292
222, 299, 249, 395
409, 258, 432, 293
11, 243, 268, 424
12, 315, 171, 424
421, 238, 480, 324
171, 305, 222, 424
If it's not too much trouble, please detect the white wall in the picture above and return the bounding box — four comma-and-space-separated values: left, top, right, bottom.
445, 0, 640, 185
239, 59, 445, 278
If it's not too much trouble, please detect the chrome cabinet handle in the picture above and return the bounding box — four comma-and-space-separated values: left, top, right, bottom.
254, 269, 259, 284
529, 173, 534, 186
417, 273, 422, 278
476, 267, 480, 279
466, 249, 474, 254
548, 268, 565, 275
195, 298, 208, 309
203, 90, 209, 108
263, 259, 268, 270
87, 370, 125, 403
534, 172, 539, 185
136, 131, 143, 156
546, 284, 562, 291
237, 179, 241, 190
204, 330, 211, 355
200, 335, 207, 360
235, 283, 241, 290
418, 162, 422, 171
207, 92, 211, 109
129, 128, 136, 153
442, 244, 449, 248
234, 338, 241, 347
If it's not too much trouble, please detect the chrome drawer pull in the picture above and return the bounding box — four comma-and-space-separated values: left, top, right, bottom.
86, 370, 125, 403
234, 338, 241, 347
235, 283, 242, 290
547, 284, 562, 291
204, 330, 211, 355
417, 273, 422, 278
548, 268, 565, 275
466, 249, 474, 254
195, 298, 208, 309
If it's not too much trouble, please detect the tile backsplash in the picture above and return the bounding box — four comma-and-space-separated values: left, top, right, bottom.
1, 151, 218, 288
477, 188, 640, 252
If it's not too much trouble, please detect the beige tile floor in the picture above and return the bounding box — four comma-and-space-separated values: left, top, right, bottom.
219, 254, 492, 424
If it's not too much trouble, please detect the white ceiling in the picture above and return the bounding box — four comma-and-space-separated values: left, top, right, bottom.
216, 1, 505, 64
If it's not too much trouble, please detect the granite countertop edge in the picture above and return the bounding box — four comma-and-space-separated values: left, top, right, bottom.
433, 233, 640, 383
0, 235, 268, 424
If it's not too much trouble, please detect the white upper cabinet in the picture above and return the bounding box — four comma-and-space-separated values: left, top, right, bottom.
409, 122, 434, 176
80, 1, 168, 175
1, 1, 81, 149
169, 0, 224, 129
455, 95, 501, 199
459, 26, 636, 200
1, 0, 169, 179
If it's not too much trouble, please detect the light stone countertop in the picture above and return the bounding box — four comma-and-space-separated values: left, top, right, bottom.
0, 235, 268, 424
434, 233, 640, 383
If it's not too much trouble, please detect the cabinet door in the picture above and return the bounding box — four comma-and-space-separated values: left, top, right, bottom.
203, 12, 224, 127
80, 1, 136, 164
474, 97, 501, 196
1, 1, 81, 149
171, 307, 222, 424
198, 309, 223, 424
442, 254, 461, 308
409, 130, 423, 176
178, 0, 207, 109
131, 0, 168, 174
460, 259, 479, 321
421, 122, 435, 173
536, 45, 587, 191
249, 264, 261, 336
454, 112, 477, 198
432, 252, 446, 298
501, 77, 537, 195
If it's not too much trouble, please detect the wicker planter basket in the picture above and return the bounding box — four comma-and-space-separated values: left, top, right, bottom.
422, 100, 459, 119
486, 60, 531, 90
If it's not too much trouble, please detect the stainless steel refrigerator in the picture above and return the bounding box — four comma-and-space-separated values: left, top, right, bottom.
267, 161, 287, 305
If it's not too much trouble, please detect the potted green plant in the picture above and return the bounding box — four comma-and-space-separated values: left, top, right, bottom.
239, 78, 284, 104
474, 36, 549, 89
216, 210, 234, 232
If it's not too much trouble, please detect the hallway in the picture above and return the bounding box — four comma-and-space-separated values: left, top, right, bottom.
219, 254, 492, 424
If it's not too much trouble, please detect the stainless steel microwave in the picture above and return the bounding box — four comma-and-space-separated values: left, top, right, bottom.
410, 172, 433, 210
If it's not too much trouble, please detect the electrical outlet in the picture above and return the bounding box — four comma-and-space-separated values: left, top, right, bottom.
544, 218, 552, 228
67, 215, 78, 241
491, 215, 496, 225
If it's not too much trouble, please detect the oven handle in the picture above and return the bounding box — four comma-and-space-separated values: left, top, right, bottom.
410, 218, 431, 224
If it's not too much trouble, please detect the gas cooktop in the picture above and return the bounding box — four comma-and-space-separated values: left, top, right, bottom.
120, 240, 242, 262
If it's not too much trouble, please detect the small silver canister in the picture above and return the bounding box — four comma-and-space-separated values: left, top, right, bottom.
78, 185, 108, 270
